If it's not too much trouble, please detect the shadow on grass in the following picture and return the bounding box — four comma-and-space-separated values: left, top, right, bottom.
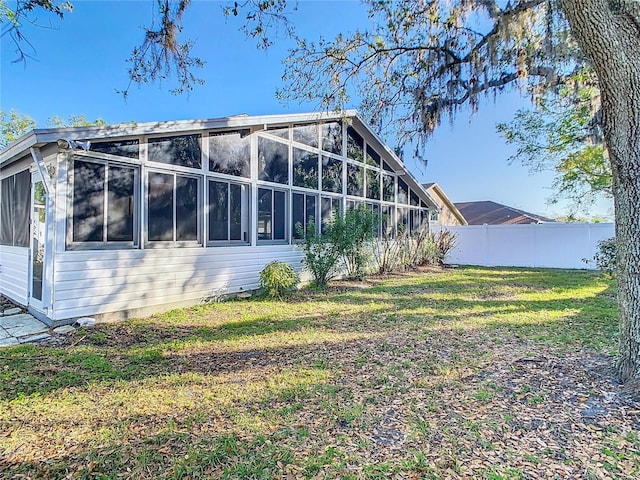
0, 267, 616, 402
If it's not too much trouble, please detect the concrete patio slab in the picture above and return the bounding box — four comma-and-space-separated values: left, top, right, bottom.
2, 313, 49, 338
0, 336, 19, 347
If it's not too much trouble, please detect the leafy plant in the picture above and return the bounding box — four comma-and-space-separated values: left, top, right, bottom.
331, 205, 378, 279
593, 237, 617, 277
297, 222, 341, 288
259, 261, 298, 298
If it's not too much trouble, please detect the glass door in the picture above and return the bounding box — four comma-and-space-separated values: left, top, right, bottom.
30, 178, 46, 309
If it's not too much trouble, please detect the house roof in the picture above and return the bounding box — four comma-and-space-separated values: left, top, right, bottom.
423, 183, 467, 225
454, 200, 556, 225
0, 110, 439, 209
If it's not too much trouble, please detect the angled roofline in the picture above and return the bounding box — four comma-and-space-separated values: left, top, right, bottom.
423, 182, 468, 225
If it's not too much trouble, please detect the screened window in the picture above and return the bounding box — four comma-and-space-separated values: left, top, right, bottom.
0, 170, 30, 247
410, 209, 423, 234
68, 160, 136, 246
292, 192, 317, 239
347, 163, 364, 197
430, 210, 440, 222
366, 202, 382, 237
322, 156, 342, 193
397, 207, 409, 234
293, 124, 318, 148
366, 145, 381, 167
383, 161, 394, 173
148, 134, 202, 169
208, 179, 249, 244
257, 187, 286, 242
321, 196, 341, 234
258, 137, 289, 184
293, 148, 319, 189
346, 126, 364, 163
410, 190, 420, 206
382, 173, 395, 202
209, 130, 250, 177
382, 205, 395, 238
147, 172, 199, 243
90, 139, 139, 159
398, 178, 409, 204
366, 169, 380, 200
321, 122, 342, 155
266, 125, 289, 139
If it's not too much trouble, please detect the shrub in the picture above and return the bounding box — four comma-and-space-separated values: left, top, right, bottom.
430, 230, 458, 265
259, 261, 299, 298
594, 237, 617, 276
332, 205, 378, 279
297, 222, 341, 288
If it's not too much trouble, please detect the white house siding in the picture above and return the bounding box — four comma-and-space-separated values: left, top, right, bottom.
0, 245, 30, 306
51, 245, 304, 321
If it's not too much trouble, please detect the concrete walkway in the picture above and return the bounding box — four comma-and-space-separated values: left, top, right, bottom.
0, 312, 52, 347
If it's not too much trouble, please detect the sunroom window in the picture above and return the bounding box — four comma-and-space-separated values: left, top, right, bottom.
148, 134, 202, 169
322, 156, 343, 193
0, 170, 31, 247
347, 126, 364, 163
397, 178, 409, 204
366, 145, 381, 167
382, 173, 395, 202
90, 139, 139, 159
209, 130, 250, 177
321, 196, 341, 234
257, 187, 287, 242
147, 172, 200, 244
258, 137, 289, 184
68, 159, 137, 247
292, 192, 317, 239
293, 124, 318, 148
347, 163, 364, 197
321, 122, 342, 155
208, 179, 250, 244
366, 168, 380, 200
293, 148, 319, 189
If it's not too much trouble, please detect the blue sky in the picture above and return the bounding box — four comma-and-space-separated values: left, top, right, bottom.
1, 0, 613, 219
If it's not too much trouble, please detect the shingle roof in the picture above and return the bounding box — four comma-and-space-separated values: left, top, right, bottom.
454, 201, 556, 225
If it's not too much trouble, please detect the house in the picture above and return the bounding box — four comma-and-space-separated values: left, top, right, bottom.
454, 200, 556, 225
423, 183, 467, 226
0, 111, 438, 325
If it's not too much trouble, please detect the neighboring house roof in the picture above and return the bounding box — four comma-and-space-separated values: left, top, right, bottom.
454, 200, 556, 225
423, 183, 467, 225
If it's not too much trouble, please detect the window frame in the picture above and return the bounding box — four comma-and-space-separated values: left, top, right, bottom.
207, 177, 251, 246
66, 156, 140, 250
257, 186, 289, 244
291, 191, 319, 240
145, 169, 202, 247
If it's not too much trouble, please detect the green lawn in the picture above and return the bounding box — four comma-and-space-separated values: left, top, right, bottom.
1, 266, 638, 479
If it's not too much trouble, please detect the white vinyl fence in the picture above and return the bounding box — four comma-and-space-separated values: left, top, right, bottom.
440, 223, 615, 270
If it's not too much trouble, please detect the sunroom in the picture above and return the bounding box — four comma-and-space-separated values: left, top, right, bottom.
0, 111, 437, 325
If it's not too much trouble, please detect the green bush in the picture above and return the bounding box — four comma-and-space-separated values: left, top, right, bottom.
297, 221, 341, 288
332, 205, 378, 279
259, 261, 299, 298
594, 237, 617, 276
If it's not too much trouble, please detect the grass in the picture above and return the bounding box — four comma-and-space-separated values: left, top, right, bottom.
1, 266, 637, 479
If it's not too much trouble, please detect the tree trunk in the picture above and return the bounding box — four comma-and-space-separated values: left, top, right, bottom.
560, 0, 640, 383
